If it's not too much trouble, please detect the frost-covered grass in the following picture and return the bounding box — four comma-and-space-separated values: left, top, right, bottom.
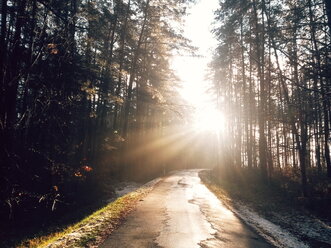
17, 178, 161, 248
200, 170, 331, 248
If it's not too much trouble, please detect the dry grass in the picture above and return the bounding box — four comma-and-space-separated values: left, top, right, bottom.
16, 185, 155, 248
199, 170, 331, 248
199, 169, 299, 215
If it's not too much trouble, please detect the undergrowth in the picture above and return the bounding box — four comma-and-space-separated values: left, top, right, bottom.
199, 168, 331, 220
14, 190, 147, 248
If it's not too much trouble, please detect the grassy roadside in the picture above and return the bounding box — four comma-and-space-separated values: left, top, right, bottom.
199, 170, 331, 248
199, 170, 297, 215
15, 181, 159, 248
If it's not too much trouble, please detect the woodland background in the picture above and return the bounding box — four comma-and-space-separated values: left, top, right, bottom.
0, 0, 194, 237
0, 0, 330, 244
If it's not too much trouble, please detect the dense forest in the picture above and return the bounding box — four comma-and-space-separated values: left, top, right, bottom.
210, 0, 330, 204
1, 0, 331, 244
0, 0, 194, 230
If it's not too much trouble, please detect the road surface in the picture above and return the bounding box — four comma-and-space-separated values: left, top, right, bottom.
100, 170, 273, 248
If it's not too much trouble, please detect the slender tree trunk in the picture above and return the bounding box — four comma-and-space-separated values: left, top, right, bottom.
272, 38, 308, 197
240, 18, 250, 168
253, 0, 268, 178
266, 5, 273, 177
308, 0, 331, 177
325, 0, 331, 36
3, 0, 27, 145
122, 0, 150, 138
283, 124, 288, 168
248, 23, 254, 169
292, 131, 297, 168
0, 0, 8, 119
113, 0, 131, 131
276, 129, 281, 168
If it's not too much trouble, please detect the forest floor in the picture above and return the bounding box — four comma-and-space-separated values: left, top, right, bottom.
199, 170, 331, 248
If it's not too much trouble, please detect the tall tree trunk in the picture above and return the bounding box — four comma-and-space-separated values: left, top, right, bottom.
0, 0, 8, 119
272, 39, 308, 197
3, 0, 27, 145
122, 0, 150, 138
240, 18, 250, 168
309, 0, 331, 176
113, 0, 131, 131
325, 0, 331, 37
248, 23, 254, 169
253, 0, 268, 178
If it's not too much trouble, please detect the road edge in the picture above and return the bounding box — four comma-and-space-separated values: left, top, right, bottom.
34, 178, 163, 248
199, 170, 310, 248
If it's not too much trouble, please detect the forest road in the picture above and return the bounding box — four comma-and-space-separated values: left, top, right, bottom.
99, 169, 273, 248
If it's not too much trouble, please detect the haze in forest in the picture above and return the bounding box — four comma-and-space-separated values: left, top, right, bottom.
0, 0, 331, 247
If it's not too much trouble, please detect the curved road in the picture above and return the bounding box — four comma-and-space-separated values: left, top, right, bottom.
100, 170, 273, 248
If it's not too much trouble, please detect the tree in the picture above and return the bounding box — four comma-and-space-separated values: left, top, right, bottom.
210, 0, 331, 196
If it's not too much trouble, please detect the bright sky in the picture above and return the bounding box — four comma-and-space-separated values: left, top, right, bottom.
172, 0, 222, 132
173, 0, 219, 111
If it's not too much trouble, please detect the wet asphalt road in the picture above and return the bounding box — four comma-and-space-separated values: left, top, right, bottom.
99, 170, 273, 248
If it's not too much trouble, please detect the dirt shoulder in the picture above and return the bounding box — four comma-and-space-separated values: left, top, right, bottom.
199, 170, 331, 248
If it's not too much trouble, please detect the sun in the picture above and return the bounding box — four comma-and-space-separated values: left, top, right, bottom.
193, 108, 226, 133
